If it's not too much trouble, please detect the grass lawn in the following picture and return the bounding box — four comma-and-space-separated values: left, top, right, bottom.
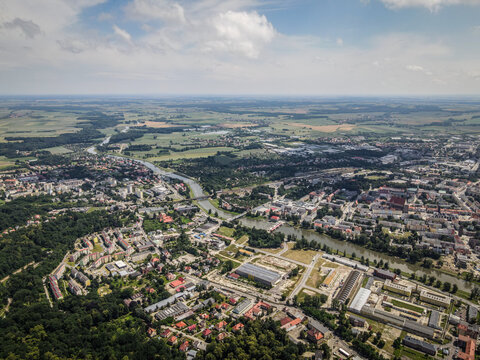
92, 243, 103, 253
391, 299, 424, 314
399, 346, 431, 360
306, 267, 326, 288
217, 226, 235, 238
98, 285, 112, 296
237, 235, 249, 245
45, 146, 73, 154
283, 248, 318, 264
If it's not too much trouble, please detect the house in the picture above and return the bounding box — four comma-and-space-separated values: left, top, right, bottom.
280, 316, 294, 327
232, 323, 244, 332
217, 332, 228, 341
168, 335, 177, 345
216, 321, 227, 330
176, 321, 187, 329
202, 329, 212, 338
187, 324, 197, 333
179, 341, 190, 352
160, 329, 172, 338
147, 327, 157, 337
170, 278, 186, 288
307, 329, 324, 345
283, 318, 301, 331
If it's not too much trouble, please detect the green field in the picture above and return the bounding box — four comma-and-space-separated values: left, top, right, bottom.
391, 299, 424, 314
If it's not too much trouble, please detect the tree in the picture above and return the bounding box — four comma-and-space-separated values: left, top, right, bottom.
443, 282, 451, 292
452, 284, 458, 294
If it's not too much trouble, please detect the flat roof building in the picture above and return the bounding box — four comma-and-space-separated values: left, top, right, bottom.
419, 289, 451, 308
384, 280, 412, 297
349, 287, 371, 313
374, 268, 396, 281
403, 336, 436, 356
235, 263, 281, 287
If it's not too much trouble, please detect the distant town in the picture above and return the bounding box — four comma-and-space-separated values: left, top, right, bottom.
1, 97, 480, 360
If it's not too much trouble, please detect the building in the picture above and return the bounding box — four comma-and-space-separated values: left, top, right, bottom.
402, 336, 436, 356
233, 299, 252, 315
373, 268, 396, 281
155, 302, 189, 321
71, 268, 90, 287
48, 275, 63, 301
349, 315, 366, 327
68, 280, 82, 296
52, 263, 66, 280
235, 263, 281, 287
457, 335, 476, 360
348, 287, 371, 313
361, 306, 434, 339
335, 270, 361, 304
428, 310, 441, 330
383, 280, 412, 297
131, 251, 151, 263
419, 289, 451, 308
467, 305, 478, 324
307, 329, 324, 345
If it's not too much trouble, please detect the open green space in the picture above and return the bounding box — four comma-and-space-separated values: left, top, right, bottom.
391, 299, 424, 314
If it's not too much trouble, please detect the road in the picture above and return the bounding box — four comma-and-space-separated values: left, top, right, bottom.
164, 326, 207, 348
289, 254, 319, 300
42, 277, 53, 308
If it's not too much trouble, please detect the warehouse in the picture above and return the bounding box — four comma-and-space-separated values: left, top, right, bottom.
155, 302, 189, 321
235, 263, 281, 287
428, 310, 441, 330
402, 336, 436, 356
335, 270, 361, 304
348, 287, 371, 313
373, 268, 396, 281
361, 306, 434, 339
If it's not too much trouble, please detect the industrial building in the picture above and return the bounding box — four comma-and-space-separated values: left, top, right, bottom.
402, 336, 436, 356
373, 268, 396, 281
348, 287, 371, 313
419, 289, 451, 308
361, 306, 435, 339
335, 270, 361, 304
155, 302, 189, 321
233, 299, 252, 315
235, 263, 281, 287
383, 280, 412, 296
428, 310, 441, 330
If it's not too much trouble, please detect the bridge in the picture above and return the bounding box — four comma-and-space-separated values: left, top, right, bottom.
191, 195, 210, 201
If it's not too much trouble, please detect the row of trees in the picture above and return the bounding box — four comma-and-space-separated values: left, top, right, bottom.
234, 226, 284, 248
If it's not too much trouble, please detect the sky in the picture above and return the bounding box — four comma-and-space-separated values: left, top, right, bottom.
0, 0, 480, 96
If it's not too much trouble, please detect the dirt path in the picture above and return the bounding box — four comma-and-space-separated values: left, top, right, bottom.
1, 261, 39, 284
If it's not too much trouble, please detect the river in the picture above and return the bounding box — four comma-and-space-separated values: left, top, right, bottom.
86, 139, 474, 292
239, 217, 474, 292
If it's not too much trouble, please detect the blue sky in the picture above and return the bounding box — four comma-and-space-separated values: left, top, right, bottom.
1, 0, 479, 95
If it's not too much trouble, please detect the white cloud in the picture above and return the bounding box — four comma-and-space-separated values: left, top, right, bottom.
125, 0, 186, 23
380, 0, 480, 11
336, 37, 344, 46
406, 64, 424, 71
205, 11, 276, 58
113, 25, 132, 43
2, 18, 41, 38
0, 0, 479, 95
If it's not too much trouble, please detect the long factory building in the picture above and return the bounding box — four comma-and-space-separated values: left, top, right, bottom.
235, 263, 281, 287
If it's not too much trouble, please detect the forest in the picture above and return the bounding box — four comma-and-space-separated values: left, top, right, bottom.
233, 226, 284, 248
197, 318, 305, 360
0, 210, 122, 280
